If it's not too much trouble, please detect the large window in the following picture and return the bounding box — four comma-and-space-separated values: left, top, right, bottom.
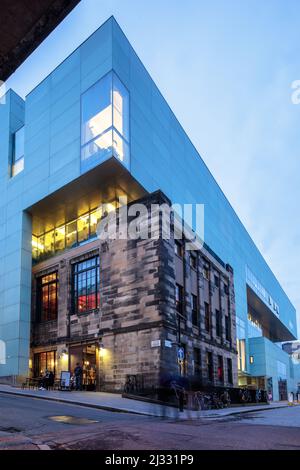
34, 351, 56, 377
37, 273, 58, 322
216, 309, 222, 337
204, 302, 210, 332
32, 205, 116, 262
193, 348, 201, 376
227, 358, 233, 384
206, 351, 213, 382
73, 256, 100, 313
81, 72, 130, 172
217, 356, 224, 383
191, 294, 199, 326
12, 126, 24, 177
225, 315, 231, 341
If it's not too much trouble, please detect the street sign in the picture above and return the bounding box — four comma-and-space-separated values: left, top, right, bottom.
177, 347, 184, 361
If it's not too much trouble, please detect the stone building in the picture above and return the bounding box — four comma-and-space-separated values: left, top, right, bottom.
30, 191, 237, 392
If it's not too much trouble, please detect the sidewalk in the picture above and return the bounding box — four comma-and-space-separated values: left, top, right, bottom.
0, 384, 294, 419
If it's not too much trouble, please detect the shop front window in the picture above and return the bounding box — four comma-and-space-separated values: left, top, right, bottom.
34, 351, 56, 377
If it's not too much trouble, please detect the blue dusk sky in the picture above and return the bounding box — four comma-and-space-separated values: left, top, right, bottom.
5, 0, 300, 332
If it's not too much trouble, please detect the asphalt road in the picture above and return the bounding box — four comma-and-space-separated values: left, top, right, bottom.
0, 393, 300, 450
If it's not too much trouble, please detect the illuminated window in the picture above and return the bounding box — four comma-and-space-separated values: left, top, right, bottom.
12, 126, 24, 177
32, 201, 121, 262
81, 72, 130, 172
73, 256, 100, 314
77, 214, 90, 244
250, 355, 254, 364
66, 220, 77, 249
34, 351, 56, 377
90, 209, 102, 238
237, 338, 246, 371
54, 226, 65, 253
44, 231, 55, 255
37, 272, 58, 322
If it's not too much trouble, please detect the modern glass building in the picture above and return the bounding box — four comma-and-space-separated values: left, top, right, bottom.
0, 16, 299, 399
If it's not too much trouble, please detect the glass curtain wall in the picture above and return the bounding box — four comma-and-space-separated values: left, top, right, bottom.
81, 71, 130, 173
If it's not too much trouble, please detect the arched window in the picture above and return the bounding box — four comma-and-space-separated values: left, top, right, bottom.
0, 340, 6, 365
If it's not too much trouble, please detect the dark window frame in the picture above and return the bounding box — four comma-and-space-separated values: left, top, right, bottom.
33, 350, 56, 378
217, 355, 224, 383
206, 351, 213, 382
216, 309, 222, 337
227, 358, 233, 384
72, 256, 100, 314
175, 283, 184, 315
204, 302, 210, 332
191, 293, 199, 326
225, 315, 231, 341
193, 348, 202, 377
190, 253, 197, 269
36, 272, 58, 323
175, 241, 183, 258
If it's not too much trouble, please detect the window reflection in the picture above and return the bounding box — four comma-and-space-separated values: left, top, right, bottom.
90, 209, 102, 238
55, 226, 65, 252
80, 72, 130, 171
44, 231, 54, 254
77, 214, 89, 244
81, 129, 112, 162
66, 221, 77, 249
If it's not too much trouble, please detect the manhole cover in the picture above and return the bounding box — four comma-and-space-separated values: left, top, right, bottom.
0, 427, 22, 433
48, 415, 99, 425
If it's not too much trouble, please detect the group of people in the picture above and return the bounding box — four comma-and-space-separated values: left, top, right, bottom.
38, 363, 83, 391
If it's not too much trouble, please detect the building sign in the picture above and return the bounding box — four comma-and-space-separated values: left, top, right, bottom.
177, 347, 185, 362
151, 340, 161, 348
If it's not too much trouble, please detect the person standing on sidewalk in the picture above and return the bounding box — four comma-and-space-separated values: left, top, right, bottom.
74, 363, 83, 391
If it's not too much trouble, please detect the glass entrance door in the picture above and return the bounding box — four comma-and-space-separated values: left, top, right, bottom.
69, 344, 97, 391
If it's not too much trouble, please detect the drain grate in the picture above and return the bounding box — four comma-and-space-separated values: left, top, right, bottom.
48, 415, 99, 425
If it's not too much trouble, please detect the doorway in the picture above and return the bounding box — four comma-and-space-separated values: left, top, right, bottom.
69, 344, 97, 391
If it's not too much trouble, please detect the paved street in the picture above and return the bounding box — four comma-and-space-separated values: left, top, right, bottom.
1, 393, 300, 450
